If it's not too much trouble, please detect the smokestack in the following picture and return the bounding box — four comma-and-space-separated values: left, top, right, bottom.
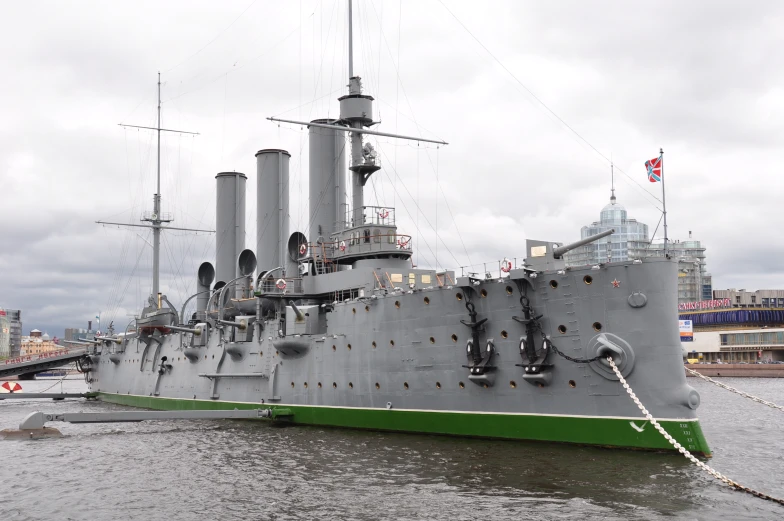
255, 149, 291, 274
196, 262, 215, 315
308, 120, 347, 244
689, 230, 692, 239
215, 172, 247, 296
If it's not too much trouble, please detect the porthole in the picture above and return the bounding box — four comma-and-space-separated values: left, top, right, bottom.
318, 382, 322, 388
365, 305, 370, 312
304, 382, 308, 389
557, 325, 567, 334
349, 382, 354, 389
459, 382, 465, 389
480, 289, 488, 298
259, 351, 263, 357
549, 280, 558, 289
332, 382, 337, 388
372, 341, 377, 348
482, 383, 489, 389
390, 340, 395, 347
375, 382, 380, 389
569, 380, 576, 388
593, 322, 603, 332
352, 307, 356, 314
451, 334, 458, 342
510, 381, 517, 389
212, 355, 214, 359
424, 296, 430, 305
429, 336, 435, 344
291, 382, 295, 388
506, 285, 514, 295
436, 382, 441, 389
403, 382, 409, 390
347, 343, 352, 351
275, 351, 279, 356
583, 275, 593, 285
395, 300, 400, 308
456, 292, 463, 301
332, 345, 336, 351
501, 330, 508, 339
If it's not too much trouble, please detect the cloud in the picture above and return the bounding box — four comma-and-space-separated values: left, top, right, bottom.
1, 0, 782, 336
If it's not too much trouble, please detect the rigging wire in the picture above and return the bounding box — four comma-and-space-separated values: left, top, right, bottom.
436, 0, 662, 208
164, 0, 260, 74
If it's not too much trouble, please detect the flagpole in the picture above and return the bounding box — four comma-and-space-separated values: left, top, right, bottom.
660, 147, 668, 257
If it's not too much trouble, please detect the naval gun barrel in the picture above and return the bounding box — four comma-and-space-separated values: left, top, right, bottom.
217, 319, 248, 331
552, 229, 615, 259
69, 338, 101, 345
288, 300, 305, 321
96, 336, 122, 344
168, 325, 202, 336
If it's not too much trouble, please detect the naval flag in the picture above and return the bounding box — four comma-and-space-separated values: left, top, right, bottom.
645, 155, 663, 183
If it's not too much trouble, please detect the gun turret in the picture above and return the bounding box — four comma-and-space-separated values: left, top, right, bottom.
552, 229, 615, 259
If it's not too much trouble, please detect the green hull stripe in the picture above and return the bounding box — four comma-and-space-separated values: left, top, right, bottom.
99, 393, 711, 456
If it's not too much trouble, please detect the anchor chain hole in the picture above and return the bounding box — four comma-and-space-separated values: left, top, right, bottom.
557, 325, 567, 334
549, 280, 558, 289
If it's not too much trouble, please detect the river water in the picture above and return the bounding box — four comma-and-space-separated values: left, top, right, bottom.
1, 376, 783, 520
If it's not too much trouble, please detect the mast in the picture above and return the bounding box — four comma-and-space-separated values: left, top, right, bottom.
348, 0, 353, 79
152, 72, 162, 299
660, 147, 668, 257
103, 75, 209, 310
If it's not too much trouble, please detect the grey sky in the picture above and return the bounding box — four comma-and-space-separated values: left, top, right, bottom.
1, 0, 782, 336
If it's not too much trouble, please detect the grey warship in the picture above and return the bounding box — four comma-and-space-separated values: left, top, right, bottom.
84, 3, 710, 455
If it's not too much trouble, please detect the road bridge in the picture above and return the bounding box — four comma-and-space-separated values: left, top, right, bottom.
0, 349, 88, 380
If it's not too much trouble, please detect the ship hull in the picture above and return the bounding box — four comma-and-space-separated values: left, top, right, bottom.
98, 392, 709, 453
89, 258, 711, 456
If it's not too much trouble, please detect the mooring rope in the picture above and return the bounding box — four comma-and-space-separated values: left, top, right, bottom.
608, 357, 784, 506
684, 367, 784, 412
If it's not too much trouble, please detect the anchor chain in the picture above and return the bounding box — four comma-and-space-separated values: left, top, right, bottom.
609, 357, 784, 506
461, 292, 488, 368
517, 284, 601, 365
685, 367, 784, 412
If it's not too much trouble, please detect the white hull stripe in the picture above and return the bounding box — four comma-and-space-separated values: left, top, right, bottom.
99, 392, 700, 423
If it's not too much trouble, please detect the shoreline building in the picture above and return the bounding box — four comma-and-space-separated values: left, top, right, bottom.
678, 290, 784, 362
0, 310, 9, 358
0, 309, 22, 357
20, 329, 61, 356
564, 187, 711, 305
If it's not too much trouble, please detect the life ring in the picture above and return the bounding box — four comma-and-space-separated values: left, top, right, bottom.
275, 278, 287, 290
378, 209, 389, 219
339, 240, 347, 252
500, 258, 512, 273
299, 243, 307, 256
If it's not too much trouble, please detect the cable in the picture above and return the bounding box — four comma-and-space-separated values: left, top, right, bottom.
436, 0, 663, 207
164, 0, 260, 74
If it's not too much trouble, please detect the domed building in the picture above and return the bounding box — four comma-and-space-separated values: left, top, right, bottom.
564, 184, 712, 305
563, 190, 649, 266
